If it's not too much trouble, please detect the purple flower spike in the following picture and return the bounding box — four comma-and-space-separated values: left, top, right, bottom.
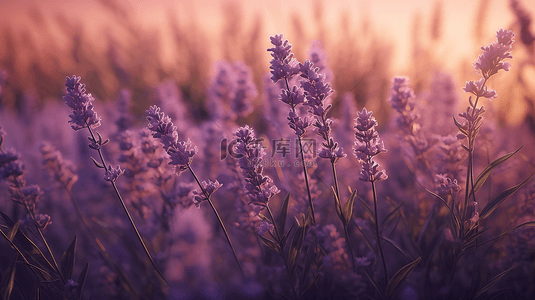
473, 29, 515, 79
268, 34, 300, 83
354, 108, 388, 182
463, 78, 497, 100
63, 75, 101, 131
234, 126, 280, 212
145, 105, 197, 175
104, 165, 124, 182
192, 180, 223, 208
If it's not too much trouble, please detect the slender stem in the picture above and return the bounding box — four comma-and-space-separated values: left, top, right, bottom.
331, 162, 356, 271
298, 135, 315, 224
283, 77, 316, 225
266, 205, 299, 300
372, 181, 388, 287
86, 125, 168, 285
1, 147, 65, 284
188, 166, 245, 278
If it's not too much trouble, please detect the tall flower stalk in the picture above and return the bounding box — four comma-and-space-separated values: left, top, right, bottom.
454, 29, 514, 232
145, 105, 244, 277
299, 58, 355, 270
354, 108, 388, 285
63, 75, 167, 284
267, 34, 317, 224
451, 29, 515, 290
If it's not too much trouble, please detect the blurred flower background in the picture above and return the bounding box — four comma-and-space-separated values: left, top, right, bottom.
1, 0, 535, 299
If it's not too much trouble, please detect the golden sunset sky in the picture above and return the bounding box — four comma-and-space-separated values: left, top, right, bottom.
0, 0, 527, 72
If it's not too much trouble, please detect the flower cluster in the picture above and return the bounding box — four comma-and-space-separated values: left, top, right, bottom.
104, 165, 125, 182
207, 61, 258, 121
389, 76, 418, 132
354, 108, 388, 182
299, 59, 345, 163
234, 126, 280, 213
192, 179, 223, 208
268, 34, 310, 138
40, 141, 78, 189
267, 34, 300, 83
435, 174, 461, 195
145, 105, 197, 174
63, 75, 101, 131
472, 29, 515, 79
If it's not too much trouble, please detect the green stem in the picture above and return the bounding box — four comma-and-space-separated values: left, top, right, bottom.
86, 125, 168, 285
283, 77, 316, 225
188, 166, 245, 278
372, 181, 388, 287
331, 162, 356, 272
266, 205, 299, 300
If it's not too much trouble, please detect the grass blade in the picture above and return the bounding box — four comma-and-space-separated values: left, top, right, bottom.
61, 236, 77, 280
475, 265, 514, 298
386, 256, 421, 299
480, 173, 534, 220
278, 192, 291, 234
1, 254, 18, 300
471, 146, 523, 194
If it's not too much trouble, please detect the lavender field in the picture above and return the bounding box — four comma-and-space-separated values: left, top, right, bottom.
1, 0, 535, 299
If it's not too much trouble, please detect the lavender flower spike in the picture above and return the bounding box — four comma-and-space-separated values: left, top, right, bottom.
63, 75, 101, 131
104, 165, 124, 182
473, 29, 515, 79
192, 180, 223, 208
354, 108, 388, 182
267, 34, 300, 83
234, 125, 280, 213
145, 105, 197, 174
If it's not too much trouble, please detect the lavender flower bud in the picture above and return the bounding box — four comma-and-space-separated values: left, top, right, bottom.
34, 213, 52, 230
63, 75, 101, 131
435, 174, 461, 195
463, 78, 497, 100
104, 165, 124, 182
145, 105, 197, 174
234, 126, 280, 212
256, 220, 274, 236
232, 62, 257, 119
354, 108, 388, 182
473, 29, 515, 79
268, 34, 300, 83
192, 180, 223, 208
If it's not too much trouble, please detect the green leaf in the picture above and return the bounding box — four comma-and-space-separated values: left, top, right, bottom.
258, 235, 279, 252
277, 193, 291, 235
475, 265, 514, 298
1, 254, 17, 300
480, 173, 534, 220
453, 115, 468, 136
300, 273, 320, 299
471, 146, 523, 195
357, 196, 374, 221
90, 157, 104, 169
76, 262, 90, 300
381, 236, 410, 261
343, 190, 357, 225
7, 221, 20, 242
381, 202, 403, 231
332, 186, 344, 223
362, 267, 385, 300
424, 188, 459, 229
480, 221, 535, 247
61, 236, 77, 280
0, 210, 15, 227
386, 257, 421, 299
288, 219, 307, 273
